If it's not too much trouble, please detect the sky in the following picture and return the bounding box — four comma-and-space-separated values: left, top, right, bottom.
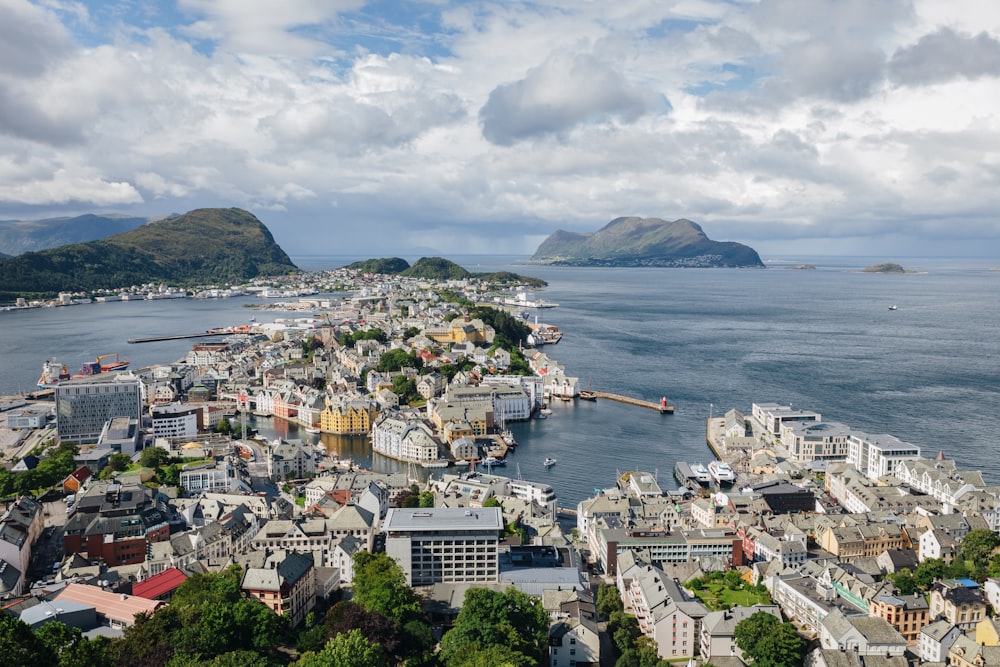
2, 0, 1000, 258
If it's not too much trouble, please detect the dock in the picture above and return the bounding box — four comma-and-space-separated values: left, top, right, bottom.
127, 326, 252, 344
592, 392, 674, 413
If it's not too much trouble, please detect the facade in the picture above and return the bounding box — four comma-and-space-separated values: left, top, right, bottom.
55, 375, 143, 444
699, 605, 782, 661
781, 420, 853, 463
846, 432, 921, 481
180, 458, 252, 494
150, 404, 202, 438
267, 439, 316, 481
868, 593, 929, 643
383, 507, 503, 585
241, 550, 316, 627
320, 398, 376, 435
929, 580, 987, 631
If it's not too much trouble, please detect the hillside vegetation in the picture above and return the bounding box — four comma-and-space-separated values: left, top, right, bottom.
531, 216, 764, 267
0, 208, 297, 298
346, 256, 546, 286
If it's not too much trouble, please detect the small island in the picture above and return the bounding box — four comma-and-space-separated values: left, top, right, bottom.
861, 262, 910, 274
786, 264, 816, 270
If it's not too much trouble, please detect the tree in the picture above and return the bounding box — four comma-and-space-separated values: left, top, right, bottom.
377, 348, 420, 373
913, 558, 948, 590
733, 612, 806, 667
215, 416, 232, 435
890, 568, 917, 595
439, 587, 548, 666
597, 584, 624, 618
418, 490, 434, 507
351, 552, 422, 623
0, 614, 54, 667
139, 446, 169, 469
106, 452, 132, 472
959, 529, 1000, 576
296, 629, 384, 667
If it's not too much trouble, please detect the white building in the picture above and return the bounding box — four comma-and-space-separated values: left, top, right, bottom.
55, 375, 143, 444
151, 404, 201, 439
383, 507, 503, 585
846, 432, 921, 481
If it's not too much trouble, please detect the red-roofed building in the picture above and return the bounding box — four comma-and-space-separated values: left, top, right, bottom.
54, 582, 162, 629
63, 466, 92, 494
132, 567, 188, 602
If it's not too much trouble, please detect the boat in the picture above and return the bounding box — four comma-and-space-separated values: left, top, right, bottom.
708, 460, 737, 485
543, 457, 557, 468
421, 459, 451, 468
690, 463, 712, 485
888, 305, 898, 311
501, 429, 517, 447
579, 378, 597, 400
304, 426, 320, 434
37, 359, 71, 388
535, 412, 548, 420
479, 456, 507, 467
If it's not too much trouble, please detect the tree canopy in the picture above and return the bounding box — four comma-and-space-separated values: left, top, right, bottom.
733, 611, 807, 667
439, 587, 548, 667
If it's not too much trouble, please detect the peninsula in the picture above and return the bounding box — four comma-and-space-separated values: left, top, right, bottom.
530, 216, 764, 268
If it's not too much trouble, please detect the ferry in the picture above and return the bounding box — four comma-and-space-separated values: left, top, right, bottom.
708, 460, 737, 485
674, 461, 711, 487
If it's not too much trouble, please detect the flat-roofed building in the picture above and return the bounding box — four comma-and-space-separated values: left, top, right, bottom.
383, 507, 503, 585
846, 432, 921, 481
751, 403, 821, 436
55, 375, 143, 444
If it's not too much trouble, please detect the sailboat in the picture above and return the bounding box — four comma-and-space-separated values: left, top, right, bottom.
579, 377, 597, 401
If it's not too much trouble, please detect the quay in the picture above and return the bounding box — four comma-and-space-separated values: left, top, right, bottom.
705, 416, 726, 458
592, 392, 674, 413
127, 329, 243, 344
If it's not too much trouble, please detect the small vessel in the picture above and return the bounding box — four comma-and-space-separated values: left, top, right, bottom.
543, 457, 557, 468
888, 305, 898, 311
535, 412, 548, 420
501, 430, 516, 447
421, 459, 451, 468
304, 426, 320, 434
479, 456, 506, 467
708, 460, 737, 485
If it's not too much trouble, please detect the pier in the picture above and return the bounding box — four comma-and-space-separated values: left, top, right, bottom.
128, 332, 230, 344
592, 392, 674, 413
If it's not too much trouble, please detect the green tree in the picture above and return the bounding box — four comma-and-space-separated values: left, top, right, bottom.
440, 587, 547, 666
482, 497, 502, 509
959, 529, 1000, 577
107, 452, 132, 472
215, 416, 233, 435
890, 568, 917, 595
296, 629, 384, 667
418, 490, 435, 508
139, 446, 169, 469
377, 349, 420, 373
914, 558, 948, 590
352, 552, 422, 623
597, 584, 624, 618
0, 614, 54, 667
734, 612, 806, 667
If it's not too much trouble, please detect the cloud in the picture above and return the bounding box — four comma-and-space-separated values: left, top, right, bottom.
0, 166, 143, 206
0, 0, 75, 78
889, 27, 1000, 86
479, 51, 654, 145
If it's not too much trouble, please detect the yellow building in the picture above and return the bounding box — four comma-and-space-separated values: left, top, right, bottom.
427, 317, 487, 344
320, 399, 377, 435
975, 617, 1000, 646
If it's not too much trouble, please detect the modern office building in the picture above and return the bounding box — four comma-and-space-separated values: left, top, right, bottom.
383, 507, 503, 585
55, 375, 143, 444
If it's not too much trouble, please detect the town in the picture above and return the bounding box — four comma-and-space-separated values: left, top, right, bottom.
1, 266, 999, 666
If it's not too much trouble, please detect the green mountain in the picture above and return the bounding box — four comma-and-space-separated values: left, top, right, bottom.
0, 208, 297, 297
345, 257, 411, 274
531, 217, 764, 267
0, 213, 152, 256
400, 257, 472, 280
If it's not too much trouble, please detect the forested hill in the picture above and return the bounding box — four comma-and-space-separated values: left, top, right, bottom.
0, 208, 298, 297
531, 216, 764, 267
346, 256, 546, 286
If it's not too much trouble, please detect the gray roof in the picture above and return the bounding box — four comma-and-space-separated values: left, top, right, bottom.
383, 506, 503, 532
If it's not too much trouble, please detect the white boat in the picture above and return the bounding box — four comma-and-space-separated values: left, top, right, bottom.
543, 457, 557, 468
304, 426, 320, 434
888, 305, 898, 311
480, 456, 507, 467
690, 463, 712, 485
708, 460, 736, 485
421, 459, 451, 468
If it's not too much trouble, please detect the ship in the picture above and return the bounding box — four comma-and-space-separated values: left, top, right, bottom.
37, 353, 130, 388
674, 461, 710, 487
708, 460, 737, 485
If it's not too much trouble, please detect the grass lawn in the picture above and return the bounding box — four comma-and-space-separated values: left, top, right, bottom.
693, 583, 771, 610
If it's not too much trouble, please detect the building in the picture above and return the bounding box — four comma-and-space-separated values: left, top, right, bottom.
699, 605, 782, 661
53, 583, 162, 629
267, 439, 316, 481
241, 550, 316, 627
929, 579, 987, 631
868, 593, 929, 643
548, 593, 601, 667
151, 404, 202, 439
97, 416, 142, 455
55, 375, 143, 444
0, 496, 44, 595
846, 432, 921, 481
383, 507, 503, 585
180, 458, 252, 494
918, 619, 961, 663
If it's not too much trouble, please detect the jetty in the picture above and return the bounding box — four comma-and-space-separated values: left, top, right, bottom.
592, 392, 674, 413
127, 325, 253, 344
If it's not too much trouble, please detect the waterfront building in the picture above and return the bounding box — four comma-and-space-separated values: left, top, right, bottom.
751, 402, 821, 436
781, 420, 854, 463
267, 439, 315, 481
55, 375, 143, 444
370, 412, 443, 463
846, 432, 921, 482
382, 507, 503, 586
320, 397, 376, 434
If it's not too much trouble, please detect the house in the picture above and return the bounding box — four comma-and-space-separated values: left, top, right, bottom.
948, 633, 1000, 667
267, 439, 316, 481
918, 619, 961, 663
63, 466, 93, 494
0, 496, 44, 595
241, 550, 316, 628
699, 605, 781, 661
548, 592, 601, 667
818, 608, 906, 656
929, 579, 987, 631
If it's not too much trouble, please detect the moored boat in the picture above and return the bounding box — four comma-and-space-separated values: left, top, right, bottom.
708, 460, 737, 485
479, 456, 506, 467
691, 463, 712, 485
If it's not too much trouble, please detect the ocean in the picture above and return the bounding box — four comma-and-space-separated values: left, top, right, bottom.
2, 255, 998, 508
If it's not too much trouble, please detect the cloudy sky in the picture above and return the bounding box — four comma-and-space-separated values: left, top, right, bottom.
2, 0, 1000, 258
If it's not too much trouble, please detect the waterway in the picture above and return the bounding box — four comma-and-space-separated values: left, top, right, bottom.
2, 255, 998, 508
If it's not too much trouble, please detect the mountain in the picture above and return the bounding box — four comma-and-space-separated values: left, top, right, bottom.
400, 257, 472, 280
345, 257, 411, 274
531, 217, 764, 267
0, 213, 154, 256
0, 208, 297, 297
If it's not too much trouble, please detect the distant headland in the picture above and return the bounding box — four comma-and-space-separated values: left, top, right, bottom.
861, 262, 912, 273
529, 217, 764, 268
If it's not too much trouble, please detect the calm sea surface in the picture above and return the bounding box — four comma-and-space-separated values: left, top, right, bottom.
2, 256, 998, 508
